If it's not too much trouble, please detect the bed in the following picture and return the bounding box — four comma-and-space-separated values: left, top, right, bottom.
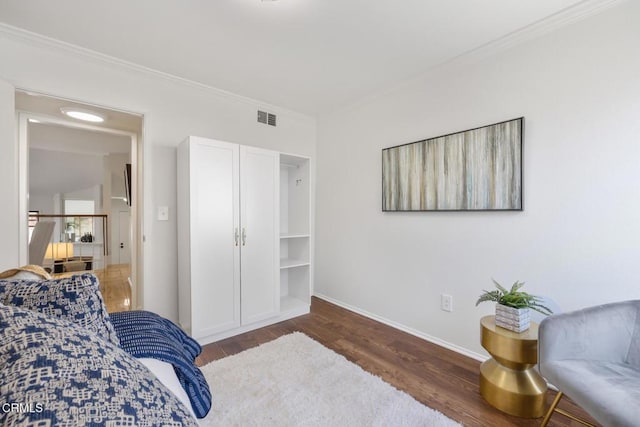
0, 268, 211, 426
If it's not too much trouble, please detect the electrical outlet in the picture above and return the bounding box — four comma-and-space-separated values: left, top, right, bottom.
441, 294, 453, 312
157, 206, 169, 221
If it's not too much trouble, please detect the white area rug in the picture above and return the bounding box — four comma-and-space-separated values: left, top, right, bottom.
199, 332, 460, 426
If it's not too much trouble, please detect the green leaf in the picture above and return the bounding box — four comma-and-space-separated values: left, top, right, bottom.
510, 281, 525, 293
491, 279, 509, 295
476, 290, 501, 306
478, 279, 553, 315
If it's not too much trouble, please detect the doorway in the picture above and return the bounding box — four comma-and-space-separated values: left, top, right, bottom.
16, 90, 144, 310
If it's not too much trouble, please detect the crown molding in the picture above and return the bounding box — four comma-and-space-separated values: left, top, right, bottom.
325, 0, 627, 118
0, 23, 313, 121
444, 0, 626, 67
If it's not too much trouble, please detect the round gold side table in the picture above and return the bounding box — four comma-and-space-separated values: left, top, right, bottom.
479, 315, 547, 418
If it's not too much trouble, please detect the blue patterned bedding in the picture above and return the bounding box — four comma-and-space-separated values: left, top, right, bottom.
110, 310, 212, 418
0, 273, 120, 346
0, 303, 197, 426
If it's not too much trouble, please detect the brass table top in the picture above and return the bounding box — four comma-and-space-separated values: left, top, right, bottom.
480, 315, 539, 340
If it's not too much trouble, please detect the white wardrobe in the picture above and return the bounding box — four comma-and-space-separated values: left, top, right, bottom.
177, 136, 312, 344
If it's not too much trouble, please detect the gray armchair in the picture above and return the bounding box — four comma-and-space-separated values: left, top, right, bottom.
538, 300, 640, 427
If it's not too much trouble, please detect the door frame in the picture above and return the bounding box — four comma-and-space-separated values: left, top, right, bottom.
17, 108, 143, 309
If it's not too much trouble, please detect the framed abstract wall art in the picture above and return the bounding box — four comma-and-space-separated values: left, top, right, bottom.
382, 117, 523, 211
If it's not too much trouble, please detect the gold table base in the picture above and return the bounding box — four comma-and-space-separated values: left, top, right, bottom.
479, 315, 547, 418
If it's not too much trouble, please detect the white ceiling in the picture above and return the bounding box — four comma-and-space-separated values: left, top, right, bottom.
0, 0, 613, 114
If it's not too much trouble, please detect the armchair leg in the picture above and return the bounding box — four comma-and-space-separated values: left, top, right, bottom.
540, 391, 563, 427
540, 391, 596, 427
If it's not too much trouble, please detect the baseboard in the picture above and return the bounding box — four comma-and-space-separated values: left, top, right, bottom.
194, 305, 310, 346
314, 293, 487, 362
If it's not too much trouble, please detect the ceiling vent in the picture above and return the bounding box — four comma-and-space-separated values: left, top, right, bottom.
257, 110, 276, 127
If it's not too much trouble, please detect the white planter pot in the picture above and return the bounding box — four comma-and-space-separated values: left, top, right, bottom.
495, 304, 530, 333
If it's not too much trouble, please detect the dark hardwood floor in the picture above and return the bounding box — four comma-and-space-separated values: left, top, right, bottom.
197, 297, 599, 427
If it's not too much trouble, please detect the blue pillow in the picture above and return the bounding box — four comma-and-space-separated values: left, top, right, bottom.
110, 310, 201, 358
0, 303, 198, 426
110, 310, 212, 418
0, 273, 119, 346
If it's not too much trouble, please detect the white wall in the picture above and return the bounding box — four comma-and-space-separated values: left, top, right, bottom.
29, 148, 104, 197
107, 153, 130, 202
315, 1, 640, 356
64, 185, 102, 210
0, 80, 17, 270
28, 194, 53, 215
0, 28, 316, 320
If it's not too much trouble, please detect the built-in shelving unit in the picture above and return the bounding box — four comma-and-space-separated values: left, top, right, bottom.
279, 153, 311, 316
178, 137, 313, 344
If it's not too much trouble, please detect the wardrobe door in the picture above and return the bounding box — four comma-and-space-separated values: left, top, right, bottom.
239, 145, 279, 324
190, 138, 241, 338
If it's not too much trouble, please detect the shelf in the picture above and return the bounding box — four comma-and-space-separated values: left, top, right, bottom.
281, 162, 300, 169
280, 234, 310, 239
280, 153, 309, 167
280, 258, 310, 269
280, 295, 309, 312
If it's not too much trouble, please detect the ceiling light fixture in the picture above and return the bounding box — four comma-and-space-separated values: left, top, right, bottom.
60, 107, 105, 123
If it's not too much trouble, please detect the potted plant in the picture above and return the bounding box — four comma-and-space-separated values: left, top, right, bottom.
476, 280, 552, 332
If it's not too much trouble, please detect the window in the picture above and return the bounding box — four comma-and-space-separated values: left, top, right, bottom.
64, 200, 95, 241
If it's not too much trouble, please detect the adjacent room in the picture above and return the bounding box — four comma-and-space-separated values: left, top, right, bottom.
18, 91, 141, 312
0, 1, 638, 426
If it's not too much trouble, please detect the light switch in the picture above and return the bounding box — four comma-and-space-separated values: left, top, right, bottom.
157, 206, 169, 221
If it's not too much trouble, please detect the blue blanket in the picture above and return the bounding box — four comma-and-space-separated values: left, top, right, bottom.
110, 310, 212, 418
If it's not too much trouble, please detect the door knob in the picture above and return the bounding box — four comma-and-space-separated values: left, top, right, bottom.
120, 243, 124, 249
